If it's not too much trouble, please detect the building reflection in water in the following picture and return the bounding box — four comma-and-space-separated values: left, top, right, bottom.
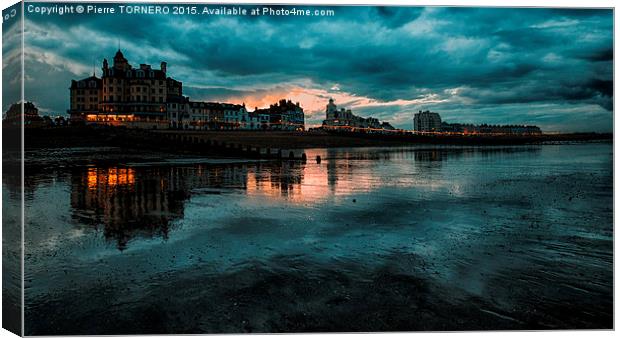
71, 166, 189, 250
68, 146, 541, 250
70, 164, 302, 250
87, 167, 136, 190
414, 150, 446, 162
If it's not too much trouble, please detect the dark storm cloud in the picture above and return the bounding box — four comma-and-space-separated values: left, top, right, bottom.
2, 3, 23, 113
577, 48, 614, 62
373, 6, 424, 28
22, 3, 613, 131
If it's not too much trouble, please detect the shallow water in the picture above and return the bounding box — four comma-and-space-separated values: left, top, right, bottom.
7, 143, 612, 334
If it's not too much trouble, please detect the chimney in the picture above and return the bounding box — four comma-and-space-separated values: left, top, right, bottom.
161, 61, 167, 74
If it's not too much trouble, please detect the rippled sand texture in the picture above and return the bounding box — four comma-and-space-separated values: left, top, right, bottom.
10, 143, 612, 334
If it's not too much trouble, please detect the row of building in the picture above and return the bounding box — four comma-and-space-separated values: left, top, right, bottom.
322, 98, 395, 131
69, 49, 305, 131
39, 49, 542, 135
413, 110, 541, 135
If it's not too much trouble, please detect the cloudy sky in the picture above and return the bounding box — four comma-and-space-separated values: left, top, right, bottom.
8, 4, 614, 131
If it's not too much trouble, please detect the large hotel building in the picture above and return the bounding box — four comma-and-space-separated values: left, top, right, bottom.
69, 50, 305, 131
70, 49, 168, 128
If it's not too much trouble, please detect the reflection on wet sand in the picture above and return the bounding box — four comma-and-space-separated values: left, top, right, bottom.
19, 144, 611, 334
72, 167, 186, 250
67, 146, 542, 250
71, 163, 314, 249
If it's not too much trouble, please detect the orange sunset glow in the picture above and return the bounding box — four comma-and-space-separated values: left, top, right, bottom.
220, 85, 449, 128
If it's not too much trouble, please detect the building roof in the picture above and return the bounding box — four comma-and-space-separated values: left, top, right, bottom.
187, 101, 244, 110
70, 75, 103, 89
103, 49, 167, 80
253, 99, 303, 115
103, 67, 166, 80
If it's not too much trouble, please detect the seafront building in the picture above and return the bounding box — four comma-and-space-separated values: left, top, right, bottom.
413, 110, 442, 132
441, 122, 542, 135
322, 98, 395, 130
3, 101, 45, 127
254, 99, 305, 131
67, 51, 541, 135
69, 75, 102, 120
69, 49, 169, 128
413, 110, 541, 135
69, 50, 305, 130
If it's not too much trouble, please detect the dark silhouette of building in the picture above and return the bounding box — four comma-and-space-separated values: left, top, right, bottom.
413, 110, 442, 132
3, 101, 44, 128
323, 98, 393, 131
441, 122, 542, 135
254, 99, 305, 131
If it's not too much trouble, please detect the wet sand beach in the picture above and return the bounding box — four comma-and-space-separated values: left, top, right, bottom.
5, 143, 612, 334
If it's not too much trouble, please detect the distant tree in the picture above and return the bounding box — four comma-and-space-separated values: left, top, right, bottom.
54, 116, 67, 126
42, 115, 53, 126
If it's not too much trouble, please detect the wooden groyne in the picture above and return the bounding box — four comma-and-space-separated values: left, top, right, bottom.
101, 128, 308, 161
157, 132, 307, 161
